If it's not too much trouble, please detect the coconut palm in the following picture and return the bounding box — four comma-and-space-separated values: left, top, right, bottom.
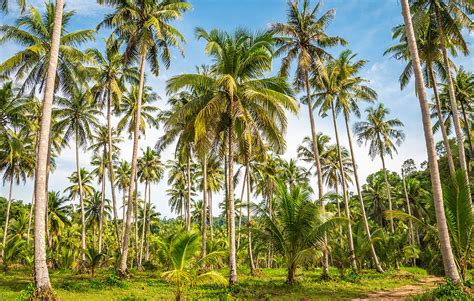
0, 128, 35, 259
0, 0, 25, 13
167, 28, 298, 284
398, 0, 460, 282
115, 160, 131, 241
47, 191, 71, 250
0, 82, 29, 133
354, 103, 405, 234
87, 34, 138, 253
0, 2, 95, 96
55, 84, 100, 265
98, 0, 191, 276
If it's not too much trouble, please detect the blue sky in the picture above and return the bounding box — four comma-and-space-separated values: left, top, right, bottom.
1, 0, 473, 217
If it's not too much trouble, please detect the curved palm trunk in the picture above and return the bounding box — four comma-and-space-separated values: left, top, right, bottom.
33, 0, 63, 294
228, 101, 237, 285
134, 176, 139, 268
201, 155, 208, 258
98, 148, 107, 254
107, 93, 122, 254
305, 72, 328, 276
246, 161, 256, 274
145, 183, 152, 261
343, 113, 383, 272
459, 101, 473, 160
237, 166, 248, 249
379, 147, 394, 233
401, 174, 415, 267
119, 51, 146, 276
186, 155, 192, 231
138, 181, 148, 269
1, 177, 14, 259
75, 132, 87, 267
331, 103, 357, 272
428, 64, 456, 177
401, 0, 460, 283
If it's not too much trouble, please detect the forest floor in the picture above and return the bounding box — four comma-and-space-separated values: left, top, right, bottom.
0, 266, 455, 300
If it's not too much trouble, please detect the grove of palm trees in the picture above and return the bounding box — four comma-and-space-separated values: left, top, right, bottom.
0, 0, 472, 300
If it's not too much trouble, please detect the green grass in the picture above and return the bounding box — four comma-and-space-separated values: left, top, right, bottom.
0, 266, 431, 300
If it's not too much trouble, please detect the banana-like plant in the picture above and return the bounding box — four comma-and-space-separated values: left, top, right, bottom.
161, 231, 226, 301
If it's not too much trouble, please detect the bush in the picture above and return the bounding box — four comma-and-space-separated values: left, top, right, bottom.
16, 283, 35, 301
105, 274, 129, 288
409, 279, 471, 301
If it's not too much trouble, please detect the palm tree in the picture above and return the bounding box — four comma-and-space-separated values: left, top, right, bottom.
354, 103, 405, 234
0, 0, 25, 13
47, 191, 71, 250
260, 181, 345, 284
0, 82, 29, 133
399, 0, 460, 282
85, 192, 110, 249
115, 160, 131, 241
0, 3, 95, 96
55, 84, 100, 265
87, 34, 138, 253
137, 147, 163, 268
410, 0, 471, 180
0, 129, 35, 259
167, 29, 298, 285
98, 0, 191, 276
271, 0, 346, 275
30, 0, 63, 293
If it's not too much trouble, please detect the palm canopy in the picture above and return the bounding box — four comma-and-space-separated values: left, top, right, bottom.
0, 2, 95, 95
271, 0, 347, 89
166, 28, 298, 156
138, 147, 164, 184
0, 82, 30, 133
65, 168, 95, 201
98, 0, 191, 75
353, 103, 406, 160
0, 128, 35, 185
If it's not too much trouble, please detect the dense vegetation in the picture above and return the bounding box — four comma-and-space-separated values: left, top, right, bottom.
0, 0, 472, 300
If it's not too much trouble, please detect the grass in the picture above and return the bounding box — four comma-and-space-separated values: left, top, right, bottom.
0, 266, 432, 300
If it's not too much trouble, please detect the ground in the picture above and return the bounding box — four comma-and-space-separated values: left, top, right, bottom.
0, 266, 449, 300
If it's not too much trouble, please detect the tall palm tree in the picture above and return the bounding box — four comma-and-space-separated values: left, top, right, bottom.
167, 29, 298, 285
354, 103, 405, 234
0, 128, 35, 259
0, 82, 29, 133
115, 160, 131, 240
0, 3, 95, 96
315, 50, 383, 272
271, 0, 346, 275
98, 0, 191, 276
55, 85, 100, 265
31, 0, 63, 292
87, 34, 138, 253
410, 0, 471, 180
47, 191, 71, 251
399, 0, 460, 282
137, 147, 163, 268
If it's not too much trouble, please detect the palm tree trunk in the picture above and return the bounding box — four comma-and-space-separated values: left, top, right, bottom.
186, 155, 192, 231
228, 99, 237, 285
121, 194, 126, 243
201, 155, 208, 258
331, 102, 357, 272
119, 51, 146, 276
33, 1, 62, 294
107, 92, 122, 254
1, 177, 14, 259
379, 149, 394, 233
459, 101, 473, 160
401, 174, 415, 267
343, 113, 383, 273
246, 161, 256, 274
428, 64, 456, 176
434, 4, 470, 186
400, 0, 460, 283
134, 176, 139, 268
237, 166, 248, 249
98, 148, 106, 254
209, 191, 213, 240
335, 178, 342, 242
305, 71, 328, 276
76, 131, 86, 268
145, 183, 151, 261
138, 181, 148, 269
27, 191, 34, 247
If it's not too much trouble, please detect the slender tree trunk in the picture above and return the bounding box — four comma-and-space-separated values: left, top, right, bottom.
33, 0, 62, 294
186, 155, 192, 231
134, 176, 139, 268
27, 191, 34, 247
459, 101, 473, 160
201, 155, 208, 258
145, 183, 151, 261
121, 194, 126, 243
435, 4, 470, 188
428, 64, 456, 176
401, 0, 460, 283
107, 93, 122, 254
344, 113, 383, 272
76, 132, 86, 267
331, 103, 357, 272
138, 181, 148, 269
1, 177, 14, 259
379, 149, 394, 233
228, 100, 237, 285
209, 191, 213, 240
305, 71, 328, 276
119, 51, 146, 276
335, 178, 342, 242
246, 161, 256, 274
402, 174, 415, 267
98, 148, 107, 254
237, 166, 248, 249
